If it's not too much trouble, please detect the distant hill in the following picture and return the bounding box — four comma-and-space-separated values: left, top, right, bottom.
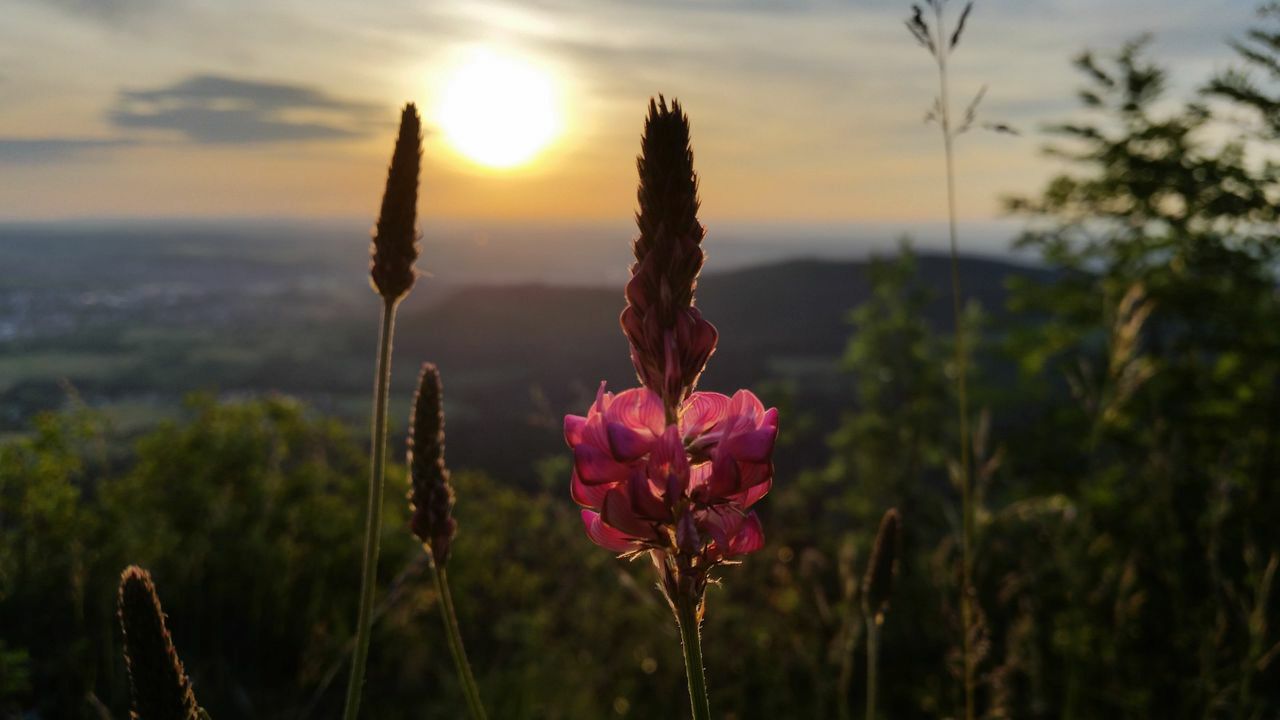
0, 223, 1051, 481
398, 254, 1048, 389
394, 254, 1052, 482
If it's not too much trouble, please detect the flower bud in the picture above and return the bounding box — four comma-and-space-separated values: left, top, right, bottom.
621, 97, 717, 410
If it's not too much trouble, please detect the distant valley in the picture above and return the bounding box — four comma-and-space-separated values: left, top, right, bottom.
0, 221, 1047, 482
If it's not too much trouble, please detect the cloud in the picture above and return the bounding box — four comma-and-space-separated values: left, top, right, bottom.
17, 0, 159, 24
0, 138, 135, 164
109, 74, 384, 144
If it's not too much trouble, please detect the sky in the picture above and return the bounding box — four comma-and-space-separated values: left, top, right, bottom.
0, 0, 1260, 224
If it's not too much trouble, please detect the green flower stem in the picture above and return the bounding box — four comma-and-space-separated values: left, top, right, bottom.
431, 562, 488, 720
342, 298, 398, 720
676, 592, 711, 720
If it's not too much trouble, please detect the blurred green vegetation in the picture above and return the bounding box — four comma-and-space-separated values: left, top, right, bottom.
6, 15, 1280, 720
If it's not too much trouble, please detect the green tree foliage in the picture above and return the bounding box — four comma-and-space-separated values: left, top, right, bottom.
0, 410, 104, 717
777, 245, 962, 717
0, 396, 418, 718
997, 34, 1280, 718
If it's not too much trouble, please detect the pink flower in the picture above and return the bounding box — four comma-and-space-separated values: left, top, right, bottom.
573, 97, 779, 617
565, 383, 777, 573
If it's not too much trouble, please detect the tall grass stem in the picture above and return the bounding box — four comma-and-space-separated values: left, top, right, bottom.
932, 4, 976, 718
865, 617, 881, 720
342, 298, 398, 720
432, 563, 488, 719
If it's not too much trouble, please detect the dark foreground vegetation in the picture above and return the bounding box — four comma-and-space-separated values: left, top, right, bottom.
6, 7, 1280, 719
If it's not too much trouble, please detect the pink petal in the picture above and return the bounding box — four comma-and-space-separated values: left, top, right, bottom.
678, 310, 718, 373
581, 510, 636, 553
647, 425, 690, 490
728, 389, 765, 421
606, 422, 654, 461
606, 387, 665, 432
698, 505, 745, 547
680, 392, 730, 439
580, 413, 612, 453
627, 471, 671, 521
726, 426, 778, 464
738, 461, 772, 490
727, 513, 765, 556
688, 462, 712, 495
564, 414, 587, 446
570, 471, 612, 510
603, 389, 664, 459
590, 381, 611, 415
602, 488, 657, 540
574, 444, 629, 485
706, 450, 742, 498
731, 478, 772, 508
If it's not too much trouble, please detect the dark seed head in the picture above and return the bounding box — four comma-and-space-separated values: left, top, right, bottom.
950, 2, 974, 50
408, 363, 457, 566
118, 566, 202, 720
863, 509, 902, 621
370, 103, 422, 302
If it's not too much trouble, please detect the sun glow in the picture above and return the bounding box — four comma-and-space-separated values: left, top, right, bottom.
436, 48, 562, 170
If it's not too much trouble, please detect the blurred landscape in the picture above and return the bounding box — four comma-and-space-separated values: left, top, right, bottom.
0, 220, 1038, 481
5, 1, 1280, 719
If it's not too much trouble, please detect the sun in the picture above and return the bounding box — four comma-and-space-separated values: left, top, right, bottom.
435, 48, 562, 170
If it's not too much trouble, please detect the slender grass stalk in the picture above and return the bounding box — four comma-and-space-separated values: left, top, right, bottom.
863, 509, 900, 720
408, 363, 487, 718
865, 616, 881, 720
675, 592, 711, 720
342, 297, 398, 720
911, 2, 977, 716
836, 538, 861, 720
345, 102, 420, 720
836, 626, 859, 720
432, 563, 488, 720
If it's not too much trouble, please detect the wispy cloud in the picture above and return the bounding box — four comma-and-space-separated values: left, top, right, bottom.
16, 0, 160, 24
0, 138, 135, 164
108, 74, 384, 144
